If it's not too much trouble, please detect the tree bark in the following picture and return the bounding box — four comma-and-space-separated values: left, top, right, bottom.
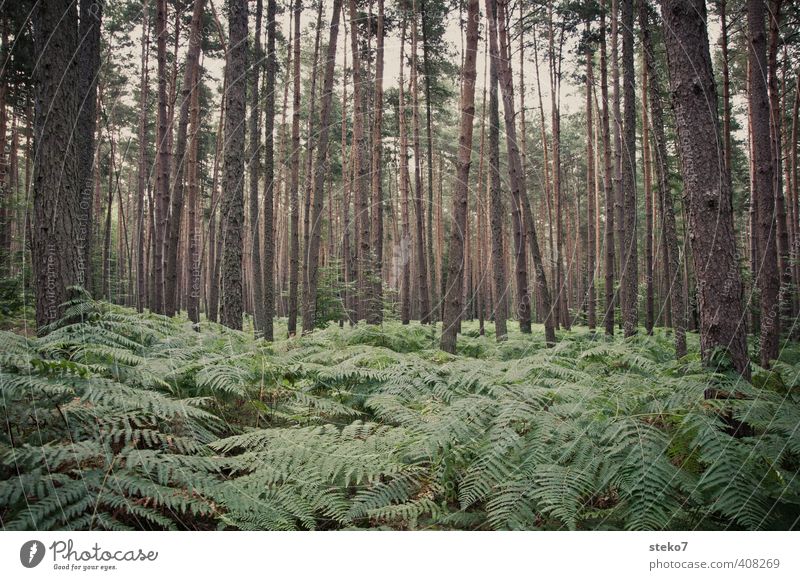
263, 0, 277, 340
77, 0, 102, 292
601, 0, 615, 337
747, 0, 779, 366
153, 0, 171, 314
369, 0, 385, 325
660, 0, 751, 378
620, 0, 638, 337
32, 0, 82, 331
136, 0, 150, 312
219, 0, 248, 330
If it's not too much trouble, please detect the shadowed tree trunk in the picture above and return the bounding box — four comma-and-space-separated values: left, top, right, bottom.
153, 0, 170, 314
32, 0, 82, 331
263, 0, 277, 341
585, 27, 596, 331
601, 0, 615, 337
620, 0, 638, 337
748, 0, 779, 366
441, 0, 479, 354
77, 0, 102, 292
661, 0, 751, 379
219, 0, 248, 330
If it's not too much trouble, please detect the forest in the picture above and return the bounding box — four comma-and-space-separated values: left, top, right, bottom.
0, 0, 799, 531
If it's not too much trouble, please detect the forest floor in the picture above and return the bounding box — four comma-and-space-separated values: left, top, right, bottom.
1, 298, 799, 531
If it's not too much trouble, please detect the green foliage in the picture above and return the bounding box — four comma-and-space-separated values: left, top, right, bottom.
2, 297, 799, 530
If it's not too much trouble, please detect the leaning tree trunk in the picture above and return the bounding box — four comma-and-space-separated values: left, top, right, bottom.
747, 0, 779, 367
32, 0, 82, 331
494, 0, 556, 345
441, 0, 479, 354
660, 0, 751, 379
219, 0, 248, 330
301, 0, 343, 334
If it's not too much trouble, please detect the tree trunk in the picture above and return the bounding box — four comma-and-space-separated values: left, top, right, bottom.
600, 0, 615, 337
369, 0, 385, 325
441, 0, 479, 354
32, 0, 82, 331
641, 49, 653, 335
494, 0, 556, 345
136, 0, 150, 312
302, 0, 343, 334
165, 0, 204, 317
661, 0, 751, 379
187, 55, 201, 324
585, 29, 596, 331
641, 0, 686, 357
620, 0, 638, 337
399, 17, 412, 325
747, 0, 779, 366
410, 1, 431, 324
77, 0, 102, 292
153, 0, 171, 314
245, 0, 265, 335
263, 0, 277, 340
219, 0, 248, 330
286, 0, 302, 335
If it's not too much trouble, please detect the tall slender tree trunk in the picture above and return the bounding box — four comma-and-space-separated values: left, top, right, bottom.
494, 0, 556, 345
600, 0, 615, 337
620, 0, 638, 337
368, 0, 385, 325
642, 50, 653, 335
720, 0, 732, 187
165, 0, 204, 317
398, 17, 412, 325
410, 1, 431, 324
77, 0, 102, 292
641, 0, 686, 357
585, 30, 596, 331
302, 0, 343, 334
136, 0, 150, 312
441, 0, 479, 353
661, 0, 750, 378
187, 56, 201, 324
287, 0, 302, 335
219, 0, 248, 330
748, 0, 779, 366
263, 0, 277, 340
153, 0, 171, 314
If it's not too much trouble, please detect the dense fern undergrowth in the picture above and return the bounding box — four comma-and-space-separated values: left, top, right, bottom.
1, 297, 800, 531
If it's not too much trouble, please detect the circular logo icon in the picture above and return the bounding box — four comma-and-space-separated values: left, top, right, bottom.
20, 540, 46, 568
